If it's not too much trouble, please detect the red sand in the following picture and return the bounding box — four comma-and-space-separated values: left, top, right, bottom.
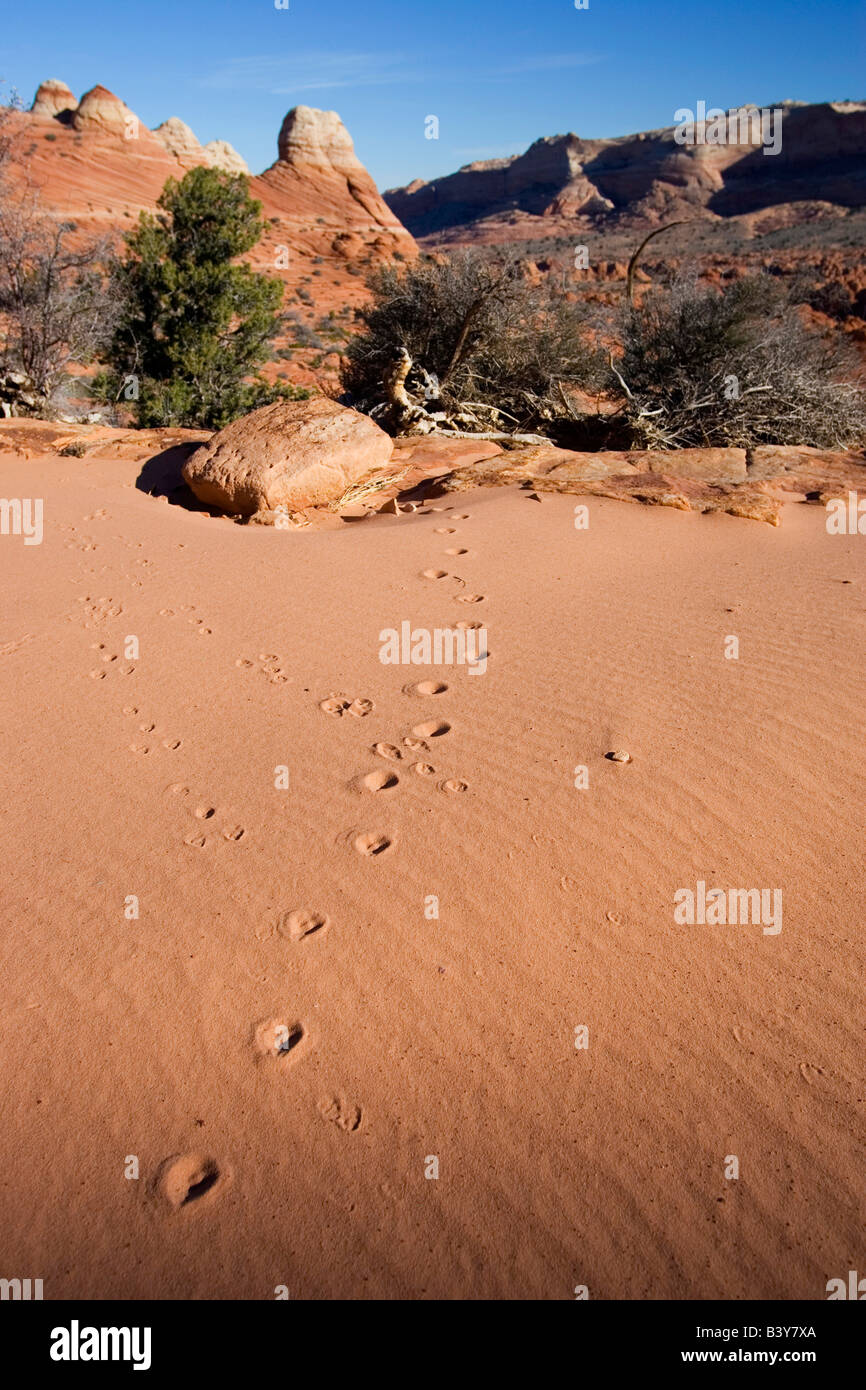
0, 447, 863, 1298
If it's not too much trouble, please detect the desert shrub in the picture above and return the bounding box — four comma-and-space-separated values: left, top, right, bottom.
2, 91, 112, 414
341, 248, 605, 433
284, 313, 323, 349
792, 277, 856, 321
102, 166, 291, 429
612, 274, 865, 449
0, 189, 115, 411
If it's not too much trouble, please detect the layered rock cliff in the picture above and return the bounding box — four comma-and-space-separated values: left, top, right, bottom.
385, 101, 866, 242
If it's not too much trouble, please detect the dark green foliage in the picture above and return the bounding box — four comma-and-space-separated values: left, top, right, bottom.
103, 166, 296, 428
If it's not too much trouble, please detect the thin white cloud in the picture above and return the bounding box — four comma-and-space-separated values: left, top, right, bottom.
495, 53, 603, 76
199, 50, 603, 94
199, 52, 410, 94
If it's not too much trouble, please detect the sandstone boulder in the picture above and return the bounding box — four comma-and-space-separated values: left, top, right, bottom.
182, 398, 394, 515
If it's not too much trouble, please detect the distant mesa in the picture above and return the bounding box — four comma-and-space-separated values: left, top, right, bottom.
385, 102, 866, 238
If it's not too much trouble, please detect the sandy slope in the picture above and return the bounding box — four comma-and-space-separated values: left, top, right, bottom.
0, 448, 863, 1300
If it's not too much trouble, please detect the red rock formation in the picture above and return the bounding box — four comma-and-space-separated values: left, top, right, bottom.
253, 105, 412, 266
30, 79, 77, 121
1, 87, 416, 389
385, 102, 866, 242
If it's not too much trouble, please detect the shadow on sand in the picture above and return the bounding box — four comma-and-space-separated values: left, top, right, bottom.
135, 443, 223, 516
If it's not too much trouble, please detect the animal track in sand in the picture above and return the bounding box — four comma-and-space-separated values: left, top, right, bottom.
412, 720, 451, 739
404, 679, 448, 697
353, 831, 395, 857
321, 697, 350, 715
373, 742, 403, 762
799, 1062, 826, 1085
156, 1154, 228, 1210
438, 778, 468, 794
363, 769, 399, 792
0, 633, 36, 657
434, 527, 457, 534
254, 1017, 308, 1063
320, 695, 374, 717
87, 646, 137, 680
421, 568, 449, 580
455, 619, 484, 631
413, 762, 436, 777
318, 1096, 362, 1132
402, 736, 429, 753
76, 596, 123, 628
278, 908, 329, 942
171, 788, 245, 846
236, 654, 291, 685
455, 593, 485, 604
445, 547, 469, 556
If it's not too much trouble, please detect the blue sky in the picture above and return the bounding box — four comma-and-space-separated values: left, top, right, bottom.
3, 0, 864, 189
